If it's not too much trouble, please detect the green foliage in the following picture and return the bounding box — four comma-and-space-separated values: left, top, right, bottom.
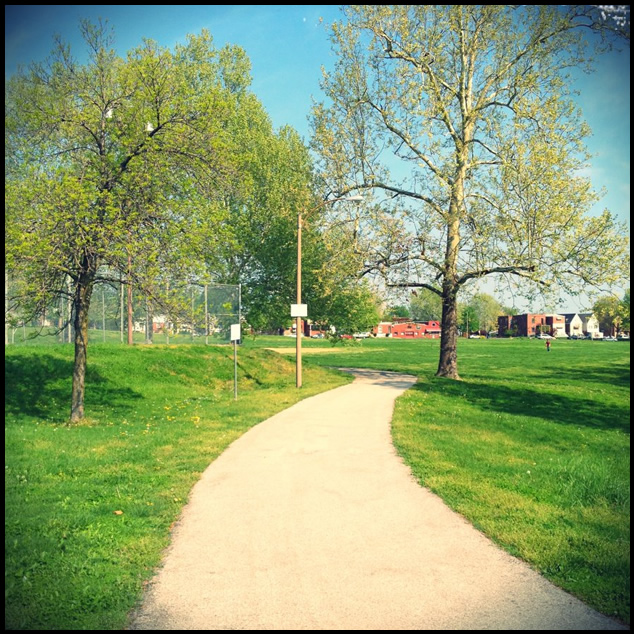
409, 290, 441, 322
621, 290, 630, 331
312, 280, 381, 337
459, 305, 480, 334
593, 291, 630, 335
6, 25, 236, 305
458, 293, 505, 334
383, 304, 411, 320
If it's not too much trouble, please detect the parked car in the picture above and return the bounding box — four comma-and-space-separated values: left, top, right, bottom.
469, 334, 481, 339
353, 332, 370, 339
603, 336, 618, 341
536, 333, 553, 339
617, 334, 629, 341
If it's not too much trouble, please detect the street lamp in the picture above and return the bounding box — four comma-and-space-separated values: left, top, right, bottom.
295, 194, 363, 388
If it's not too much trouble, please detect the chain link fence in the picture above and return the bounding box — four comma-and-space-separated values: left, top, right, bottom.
5, 276, 241, 346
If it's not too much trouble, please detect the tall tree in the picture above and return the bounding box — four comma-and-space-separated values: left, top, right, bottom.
208, 78, 376, 335
312, 5, 629, 378
5, 22, 242, 421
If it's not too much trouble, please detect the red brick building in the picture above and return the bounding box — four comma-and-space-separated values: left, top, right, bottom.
497, 313, 566, 337
498, 314, 546, 337
390, 320, 441, 339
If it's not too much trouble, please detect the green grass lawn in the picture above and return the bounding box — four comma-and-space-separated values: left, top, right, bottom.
5, 336, 630, 627
4, 343, 351, 630
277, 335, 630, 623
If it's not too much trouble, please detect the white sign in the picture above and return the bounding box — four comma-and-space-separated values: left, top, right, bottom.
230, 324, 241, 342
291, 304, 308, 317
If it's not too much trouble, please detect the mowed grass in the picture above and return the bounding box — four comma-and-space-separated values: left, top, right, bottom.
5, 336, 630, 626
281, 335, 630, 624
4, 343, 351, 630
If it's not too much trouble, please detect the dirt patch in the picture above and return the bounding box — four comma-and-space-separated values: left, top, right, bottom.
266, 347, 376, 355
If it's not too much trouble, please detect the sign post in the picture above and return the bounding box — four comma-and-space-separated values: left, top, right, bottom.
291, 304, 308, 388
230, 324, 241, 400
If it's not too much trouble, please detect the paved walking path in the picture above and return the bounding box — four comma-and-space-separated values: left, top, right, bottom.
130, 369, 625, 630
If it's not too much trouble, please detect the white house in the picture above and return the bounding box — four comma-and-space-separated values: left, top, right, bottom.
562, 313, 584, 337
579, 313, 602, 338
561, 312, 602, 338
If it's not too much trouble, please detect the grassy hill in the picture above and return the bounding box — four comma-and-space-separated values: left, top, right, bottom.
5, 343, 350, 630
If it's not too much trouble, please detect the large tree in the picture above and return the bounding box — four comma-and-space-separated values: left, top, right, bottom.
5, 22, 248, 421
312, 5, 630, 378
207, 87, 376, 335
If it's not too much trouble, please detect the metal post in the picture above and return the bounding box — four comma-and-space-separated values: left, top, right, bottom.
296, 212, 302, 388
234, 340, 238, 400
102, 286, 106, 342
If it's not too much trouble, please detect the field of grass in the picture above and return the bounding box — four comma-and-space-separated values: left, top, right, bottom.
5, 336, 630, 627
4, 343, 351, 630
266, 335, 630, 623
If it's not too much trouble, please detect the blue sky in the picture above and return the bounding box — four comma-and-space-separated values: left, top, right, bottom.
5, 5, 630, 311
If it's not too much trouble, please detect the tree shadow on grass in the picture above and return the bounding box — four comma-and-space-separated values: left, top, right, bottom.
417, 377, 630, 435
5, 353, 141, 424
539, 362, 630, 389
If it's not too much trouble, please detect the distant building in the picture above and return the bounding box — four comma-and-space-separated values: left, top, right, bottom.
372, 322, 393, 337
561, 313, 584, 337
578, 313, 602, 338
390, 320, 441, 339
498, 313, 547, 337
498, 312, 600, 338
545, 314, 566, 338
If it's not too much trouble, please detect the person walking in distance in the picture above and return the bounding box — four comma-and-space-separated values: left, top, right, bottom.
546, 339, 551, 352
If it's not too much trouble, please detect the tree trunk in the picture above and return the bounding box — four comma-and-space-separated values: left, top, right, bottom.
437, 280, 460, 379
70, 254, 98, 422
436, 190, 463, 379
